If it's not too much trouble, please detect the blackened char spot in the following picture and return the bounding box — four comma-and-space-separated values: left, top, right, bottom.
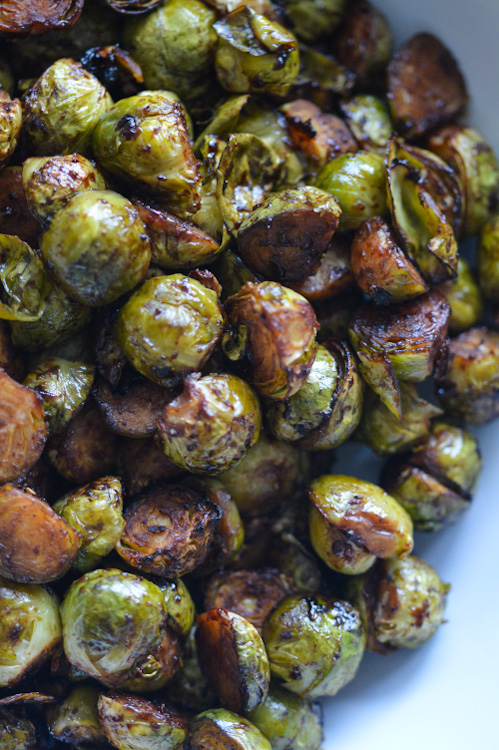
117, 115, 140, 141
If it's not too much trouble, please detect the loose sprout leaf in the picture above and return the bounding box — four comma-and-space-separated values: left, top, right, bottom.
0, 235, 50, 322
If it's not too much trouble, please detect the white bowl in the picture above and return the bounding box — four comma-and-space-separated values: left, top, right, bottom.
322, 2, 499, 748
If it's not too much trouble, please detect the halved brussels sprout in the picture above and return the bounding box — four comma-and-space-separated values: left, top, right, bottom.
0, 0, 83, 36
0, 93, 22, 170
190, 708, 271, 750
196, 608, 270, 713
23, 58, 113, 156
289, 237, 353, 302
0, 576, 62, 688
47, 685, 106, 747
193, 478, 245, 570
0, 168, 41, 248
262, 595, 365, 698
247, 685, 323, 750
0, 235, 51, 324
214, 7, 299, 96
159, 578, 196, 637
332, 0, 392, 84
118, 436, 184, 497
192, 135, 227, 240
437, 257, 484, 334
339, 94, 392, 154
53, 476, 125, 572
0, 706, 37, 748
156, 373, 261, 475
478, 214, 499, 303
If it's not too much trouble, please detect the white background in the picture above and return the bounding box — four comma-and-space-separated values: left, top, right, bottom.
322, 1, 499, 748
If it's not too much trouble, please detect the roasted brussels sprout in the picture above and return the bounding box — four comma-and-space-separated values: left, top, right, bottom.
0, 576, 62, 688
166, 626, 215, 712
289, 237, 354, 302
263, 595, 365, 697
46, 685, 107, 747
0, 93, 22, 171
98, 692, 188, 750
22, 154, 107, 225
339, 94, 392, 155
118, 436, 184, 497
437, 257, 483, 334
93, 92, 201, 216
214, 7, 299, 96
80, 44, 144, 100
0, 56, 14, 94
247, 685, 323, 750
435, 327, 499, 424
265, 531, 321, 593
53, 476, 125, 572
332, 0, 392, 84
0, 234, 51, 323
61, 568, 181, 691
283, 0, 344, 41
116, 274, 225, 385
159, 578, 196, 637
0, 168, 41, 248
0, 0, 83, 37
196, 608, 270, 713
0, 706, 37, 748
194, 478, 245, 570
94, 374, 171, 440
105, 0, 163, 11
156, 373, 261, 475
478, 214, 499, 303
23, 58, 113, 156
190, 708, 271, 750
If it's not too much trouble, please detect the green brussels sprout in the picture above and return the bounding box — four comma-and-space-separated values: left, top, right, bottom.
292, 43, 355, 102
191, 135, 227, 240
339, 94, 392, 154
159, 578, 196, 636
196, 608, 270, 713
332, 0, 392, 85
190, 708, 271, 750
46, 685, 107, 747
356, 383, 442, 457
124, 0, 217, 103
266, 531, 321, 593
156, 373, 261, 475
53, 476, 125, 572
437, 257, 484, 334
478, 213, 499, 303
236, 186, 341, 282
40, 190, 151, 307
284, 0, 345, 41
60, 568, 182, 691
97, 692, 188, 750
23, 59, 113, 156
308, 475, 413, 575
0, 93, 22, 170
22, 154, 107, 225
214, 7, 299, 97
0, 235, 51, 324
247, 685, 323, 750
23, 357, 94, 435
223, 281, 318, 401
92, 91, 201, 216
211, 249, 259, 301
262, 595, 365, 698
428, 125, 499, 236
0, 707, 37, 748
166, 626, 215, 712
315, 151, 387, 232
436, 327, 499, 424
115, 274, 225, 385
0, 576, 62, 688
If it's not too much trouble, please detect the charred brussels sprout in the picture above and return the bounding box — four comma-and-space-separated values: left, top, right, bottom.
190, 709, 271, 750
159, 578, 196, 636
339, 94, 392, 155
0, 706, 37, 748
0, 234, 51, 323
0, 93, 22, 171
23, 59, 113, 156
46, 685, 106, 747
40, 190, 151, 307
194, 477, 245, 569
98, 693, 188, 750
156, 373, 261, 475
437, 257, 483, 334
289, 237, 354, 303
92, 92, 201, 216
0, 1, 83, 37
60, 569, 181, 691
308, 475, 413, 575
53, 476, 125, 572
315, 151, 387, 231
224, 281, 318, 401
247, 686, 323, 750
115, 274, 225, 385
23, 357, 94, 435
262, 595, 365, 698
0, 576, 62, 688
22, 154, 107, 225
196, 608, 270, 713
436, 328, 499, 424
284, 0, 345, 41
478, 214, 499, 302
214, 7, 299, 97
332, 0, 392, 85
124, 0, 217, 103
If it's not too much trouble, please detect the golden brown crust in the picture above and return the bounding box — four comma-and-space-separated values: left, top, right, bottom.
0, 0, 83, 37
282, 99, 357, 168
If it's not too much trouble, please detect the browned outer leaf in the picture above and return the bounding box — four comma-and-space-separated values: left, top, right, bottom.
282, 99, 357, 168
0, 0, 83, 37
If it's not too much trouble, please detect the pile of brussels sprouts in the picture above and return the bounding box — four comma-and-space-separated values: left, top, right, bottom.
0, 0, 499, 748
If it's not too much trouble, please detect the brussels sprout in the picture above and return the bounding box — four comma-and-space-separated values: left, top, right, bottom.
0, 576, 62, 688
0, 168, 41, 248
247, 686, 323, 750
166, 626, 215, 712
0, 0, 83, 37
190, 708, 272, 750
289, 236, 354, 302
437, 257, 484, 334
97, 692, 188, 750
92, 92, 201, 216
159, 578, 196, 637
332, 0, 392, 84
357, 383, 442, 457
23, 59, 113, 156
292, 44, 354, 102
315, 151, 387, 232
224, 281, 318, 401
61, 568, 181, 691
211, 250, 259, 301
196, 608, 270, 713
192, 135, 227, 240
266, 531, 321, 593
435, 327, 499, 424
115, 274, 225, 385
40, 190, 151, 307
351, 217, 428, 304
156, 373, 261, 475
214, 7, 299, 97
262, 595, 364, 698
22, 154, 107, 225
0, 93, 22, 170
23, 357, 94, 435
118, 437, 184, 497
427, 125, 499, 236
478, 214, 499, 303
0, 706, 37, 749
80, 44, 144, 100
106, 0, 163, 11
339, 94, 392, 155
0, 235, 51, 324
348, 291, 450, 418
284, 0, 345, 41
46, 685, 107, 747
124, 0, 217, 103
116, 484, 221, 577
0, 369, 47, 484
53, 476, 125, 572
236, 186, 341, 282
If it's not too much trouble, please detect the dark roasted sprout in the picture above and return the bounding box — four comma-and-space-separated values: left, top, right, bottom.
0, 2, 498, 746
